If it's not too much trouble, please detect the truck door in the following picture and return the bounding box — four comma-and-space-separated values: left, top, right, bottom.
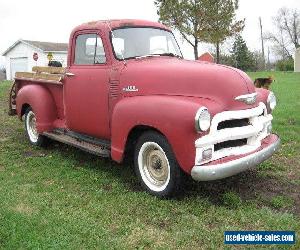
64, 32, 110, 139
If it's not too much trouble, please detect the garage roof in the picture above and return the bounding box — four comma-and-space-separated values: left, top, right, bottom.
2, 39, 68, 56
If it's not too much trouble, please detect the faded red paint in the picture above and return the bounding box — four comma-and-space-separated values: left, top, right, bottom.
14, 19, 274, 174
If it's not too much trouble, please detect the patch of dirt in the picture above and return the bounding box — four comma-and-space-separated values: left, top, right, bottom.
101, 183, 113, 192
158, 220, 170, 230
108, 223, 120, 234
43, 179, 55, 186
0, 127, 16, 138
0, 164, 4, 171
0, 137, 9, 143
288, 118, 297, 125
125, 226, 170, 249
184, 170, 300, 216
270, 154, 300, 180
13, 203, 36, 215
23, 151, 47, 158
124, 180, 144, 193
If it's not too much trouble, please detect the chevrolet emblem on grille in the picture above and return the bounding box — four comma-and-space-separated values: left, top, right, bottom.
235, 93, 257, 105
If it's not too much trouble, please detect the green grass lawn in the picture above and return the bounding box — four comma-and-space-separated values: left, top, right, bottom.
0, 72, 299, 249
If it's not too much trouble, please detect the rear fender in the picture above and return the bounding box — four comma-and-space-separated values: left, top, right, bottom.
111, 95, 221, 173
16, 84, 57, 133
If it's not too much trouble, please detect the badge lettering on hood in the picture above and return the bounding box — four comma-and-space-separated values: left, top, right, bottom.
235, 93, 257, 105
123, 86, 139, 92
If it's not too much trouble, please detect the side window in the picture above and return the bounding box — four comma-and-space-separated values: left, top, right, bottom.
74, 34, 106, 65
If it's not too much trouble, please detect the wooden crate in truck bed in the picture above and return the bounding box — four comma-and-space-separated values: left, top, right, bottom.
14, 66, 66, 85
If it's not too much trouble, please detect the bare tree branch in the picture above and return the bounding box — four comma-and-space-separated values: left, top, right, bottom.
179, 31, 195, 47
265, 7, 299, 59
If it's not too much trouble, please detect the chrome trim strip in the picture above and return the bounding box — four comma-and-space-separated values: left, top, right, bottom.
209, 102, 267, 133
191, 135, 280, 181
235, 92, 257, 105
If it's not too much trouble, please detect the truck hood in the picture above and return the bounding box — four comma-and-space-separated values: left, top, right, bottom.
119, 57, 257, 110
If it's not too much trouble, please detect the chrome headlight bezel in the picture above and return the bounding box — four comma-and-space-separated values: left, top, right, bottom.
267, 91, 276, 112
195, 107, 211, 132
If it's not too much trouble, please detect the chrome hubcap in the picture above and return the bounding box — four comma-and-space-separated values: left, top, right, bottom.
146, 150, 168, 182
138, 142, 170, 191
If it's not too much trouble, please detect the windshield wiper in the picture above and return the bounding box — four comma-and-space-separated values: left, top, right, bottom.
135, 53, 182, 60
134, 54, 161, 59
156, 52, 182, 58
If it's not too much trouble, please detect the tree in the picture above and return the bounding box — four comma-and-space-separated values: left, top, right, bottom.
154, 0, 244, 61
201, 0, 245, 63
252, 50, 266, 71
231, 35, 255, 71
259, 17, 265, 69
154, 0, 208, 59
275, 58, 294, 71
265, 7, 300, 59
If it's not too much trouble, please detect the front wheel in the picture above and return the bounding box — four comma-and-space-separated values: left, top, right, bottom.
24, 107, 48, 146
134, 131, 183, 197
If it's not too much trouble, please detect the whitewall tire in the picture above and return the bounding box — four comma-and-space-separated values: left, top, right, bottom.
134, 131, 183, 197
24, 107, 47, 146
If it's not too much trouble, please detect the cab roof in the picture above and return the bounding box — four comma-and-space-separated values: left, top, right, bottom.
72, 19, 171, 33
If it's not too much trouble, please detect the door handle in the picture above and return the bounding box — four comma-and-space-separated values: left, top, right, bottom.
65, 72, 75, 76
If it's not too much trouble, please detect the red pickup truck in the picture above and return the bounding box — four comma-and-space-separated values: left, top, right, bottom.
9, 19, 280, 197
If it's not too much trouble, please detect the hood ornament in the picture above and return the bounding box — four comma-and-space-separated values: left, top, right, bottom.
235, 93, 257, 105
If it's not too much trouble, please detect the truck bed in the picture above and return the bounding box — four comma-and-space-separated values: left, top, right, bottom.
8, 66, 66, 116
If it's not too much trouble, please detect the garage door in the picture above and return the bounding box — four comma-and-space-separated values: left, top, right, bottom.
10, 57, 28, 80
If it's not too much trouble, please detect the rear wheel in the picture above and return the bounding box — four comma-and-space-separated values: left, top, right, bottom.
24, 107, 48, 146
134, 131, 183, 197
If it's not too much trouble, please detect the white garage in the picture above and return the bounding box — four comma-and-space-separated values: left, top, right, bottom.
10, 57, 28, 80
2, 39, 68, 80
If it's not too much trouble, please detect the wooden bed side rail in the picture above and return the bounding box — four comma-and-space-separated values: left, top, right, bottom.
14, 72, 64, 85
32, 66, 66, 74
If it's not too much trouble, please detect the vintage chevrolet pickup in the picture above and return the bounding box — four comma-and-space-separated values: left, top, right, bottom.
9, 19, 280, 197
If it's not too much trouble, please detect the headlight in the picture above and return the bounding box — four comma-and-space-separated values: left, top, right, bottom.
267, 92, 276, 112
195, 107, 211, 132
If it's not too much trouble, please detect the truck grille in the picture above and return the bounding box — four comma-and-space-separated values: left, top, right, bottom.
216, 118, 249, 151
195, 103, 273, 165
217, 118, 249, 130
214, 138, 248, 151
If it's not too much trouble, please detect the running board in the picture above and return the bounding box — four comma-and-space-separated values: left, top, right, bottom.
43, 131, 110, 157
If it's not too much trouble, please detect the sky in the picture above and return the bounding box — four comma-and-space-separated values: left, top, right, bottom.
0, 0, 299, 66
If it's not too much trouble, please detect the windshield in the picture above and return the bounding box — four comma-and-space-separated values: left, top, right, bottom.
111, 27, 182, 60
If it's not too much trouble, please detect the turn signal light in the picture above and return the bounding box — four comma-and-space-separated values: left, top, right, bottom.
202, 148, 213, 161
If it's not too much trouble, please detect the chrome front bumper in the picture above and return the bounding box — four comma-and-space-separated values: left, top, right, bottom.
191, 134, 280, 181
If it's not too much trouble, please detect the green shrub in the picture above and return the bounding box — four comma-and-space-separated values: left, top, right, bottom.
276, 58, 294, 71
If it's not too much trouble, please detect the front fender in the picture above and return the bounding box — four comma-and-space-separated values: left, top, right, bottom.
111, 95, 221, 173
256, 87, 270, 105
16, 84, 57, 133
